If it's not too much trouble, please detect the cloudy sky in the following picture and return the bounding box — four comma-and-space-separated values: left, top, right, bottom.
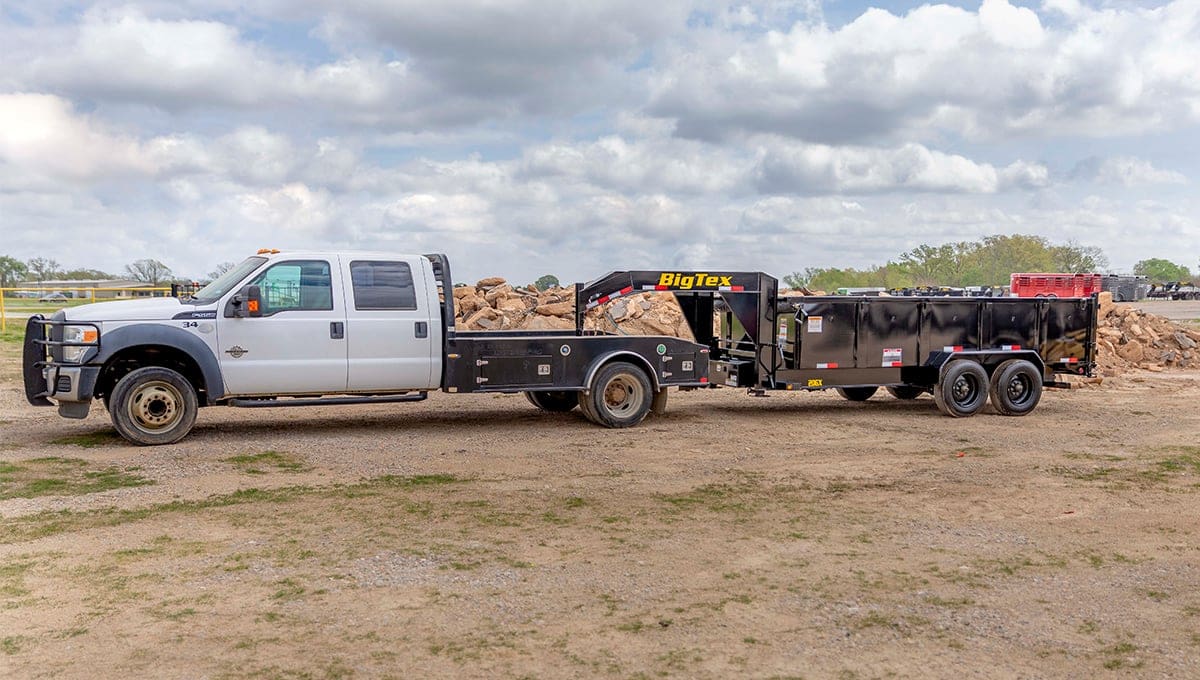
1, 0, 1197, 284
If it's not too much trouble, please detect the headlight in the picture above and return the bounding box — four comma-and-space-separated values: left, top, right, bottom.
62, 325, 99, 363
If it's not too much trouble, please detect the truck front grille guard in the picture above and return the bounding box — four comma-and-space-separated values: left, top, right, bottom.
22, 315, 101, 402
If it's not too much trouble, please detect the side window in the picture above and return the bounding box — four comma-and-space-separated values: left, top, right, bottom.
250, 260, 334, 315
350, 261, 417, 310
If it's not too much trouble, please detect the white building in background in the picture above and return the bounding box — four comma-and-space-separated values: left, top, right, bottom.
16, 279, 161, 299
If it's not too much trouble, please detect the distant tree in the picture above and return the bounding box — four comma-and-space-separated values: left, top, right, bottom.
61, 268, 116, 280
534, 274, 560, 291
0, 256, 29, 289
124, 259, 173, 285
207, 261, 236, 280
1051, 241, 1108, 273
1133, 258, 1192, 283
26, 257, 62, 282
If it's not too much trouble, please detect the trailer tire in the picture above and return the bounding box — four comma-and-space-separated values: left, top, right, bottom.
933, 360, 988, 418
525, 390, 578, 413
835, 386, 878, 401
988, 359, 1042, 416
886, 385, 925, 400
109, 366, 198, 445
580, 361, 652, 428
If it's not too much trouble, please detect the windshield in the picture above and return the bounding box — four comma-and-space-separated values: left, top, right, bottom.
191, 257, 267, 303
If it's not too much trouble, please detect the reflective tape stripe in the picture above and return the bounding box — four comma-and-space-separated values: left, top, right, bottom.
943, 345, 964, 352
815, 362, 838, 369
1001, 344, 1021, 351
885, 361, 902, 367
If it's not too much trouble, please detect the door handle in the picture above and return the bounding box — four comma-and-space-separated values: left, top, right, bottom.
415, 321, 428, 339
330, 322, 344, 339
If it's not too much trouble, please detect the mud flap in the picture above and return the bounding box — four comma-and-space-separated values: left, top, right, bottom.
651, 388, 668, 415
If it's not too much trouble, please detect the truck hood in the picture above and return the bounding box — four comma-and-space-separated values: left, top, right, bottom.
62, 298, 215, 322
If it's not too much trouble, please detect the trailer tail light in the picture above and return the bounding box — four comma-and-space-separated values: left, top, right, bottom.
815, 363, 838, 369
699, 377, 708, 383
942, 345, 964, 352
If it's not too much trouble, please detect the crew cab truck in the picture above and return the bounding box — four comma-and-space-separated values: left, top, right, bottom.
23, 251, 710, 445
581, 269, 1097, 417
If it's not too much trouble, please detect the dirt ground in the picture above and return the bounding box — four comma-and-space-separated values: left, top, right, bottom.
2, 355, 1200, 678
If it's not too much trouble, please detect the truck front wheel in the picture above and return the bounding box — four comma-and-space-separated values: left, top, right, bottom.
525, 390, 578, 413
109, 366, 198, 445
933, 360, 988, 417
580, 362, 652, 428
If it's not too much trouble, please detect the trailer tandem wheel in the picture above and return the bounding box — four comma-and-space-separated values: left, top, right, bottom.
933, 360, 989, 418
987, 359, 1042, 416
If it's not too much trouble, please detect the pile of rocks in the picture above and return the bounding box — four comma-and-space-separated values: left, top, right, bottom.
452, 278, 694, 339
1095, 292, 1199, 375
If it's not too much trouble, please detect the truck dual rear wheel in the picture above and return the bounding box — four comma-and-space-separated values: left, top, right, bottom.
580, 361, 653, 428
109, 366, 198, 445
988, 359, 1042, 416
933, 360, 988, 418
525, 390, 578, 413
835, 386, 878, 401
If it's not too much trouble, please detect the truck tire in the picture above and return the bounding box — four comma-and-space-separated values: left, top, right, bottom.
886, 385, 925, 400
525, 390, 578, 413
988, 359, 1042, 416
933, 360, 988, 418
835, 386, 878, 401
109, 366, 198, 445
580, 361, 652, 428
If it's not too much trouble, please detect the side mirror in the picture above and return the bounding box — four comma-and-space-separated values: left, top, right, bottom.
232, 285, 263, 318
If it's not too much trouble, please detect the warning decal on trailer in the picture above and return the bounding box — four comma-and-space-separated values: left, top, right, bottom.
807, 316, 823, 333
882, 348, 903, 367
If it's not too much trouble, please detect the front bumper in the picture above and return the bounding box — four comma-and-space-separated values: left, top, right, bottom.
23, 315, 101, 419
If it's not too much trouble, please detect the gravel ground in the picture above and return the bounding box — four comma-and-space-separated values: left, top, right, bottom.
2, 367, 1200, 678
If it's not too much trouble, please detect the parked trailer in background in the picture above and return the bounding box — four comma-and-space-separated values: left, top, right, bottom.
1100, 275, 1150, 302
1010, 273, 1103, 298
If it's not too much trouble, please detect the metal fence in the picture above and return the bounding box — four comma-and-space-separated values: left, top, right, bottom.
0, 287, 172, 332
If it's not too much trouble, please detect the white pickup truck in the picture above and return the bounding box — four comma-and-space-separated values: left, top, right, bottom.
24, 251, 712, 445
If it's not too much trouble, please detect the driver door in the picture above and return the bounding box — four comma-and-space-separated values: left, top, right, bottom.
218, 258, 348, 395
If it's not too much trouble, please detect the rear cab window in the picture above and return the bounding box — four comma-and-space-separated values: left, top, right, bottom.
350, 261, 418, 310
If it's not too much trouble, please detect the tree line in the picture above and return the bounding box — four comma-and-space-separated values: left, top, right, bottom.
0, 256, 186, 289
783, 234, 1194, 291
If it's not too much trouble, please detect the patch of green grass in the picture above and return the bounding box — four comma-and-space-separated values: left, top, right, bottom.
1078, 620, 1099, 634
1101, 642, 1141, 669
271, 578, 306, 601
222, 450, 311, 475
0, 457, 152, 500
0, 473, 465, 544
1, 636, 24, 655
48, 431, 122, 448
1145, 590, 1169, 602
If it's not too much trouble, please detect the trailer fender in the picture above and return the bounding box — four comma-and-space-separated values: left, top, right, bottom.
583, 351, 661, 392
927, 350, 1045, 381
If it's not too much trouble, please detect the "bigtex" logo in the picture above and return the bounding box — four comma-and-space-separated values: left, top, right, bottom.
657, 273, 734, 289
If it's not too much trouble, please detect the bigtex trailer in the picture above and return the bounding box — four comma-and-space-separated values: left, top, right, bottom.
582, 269, 1097, 417
24, 252, 1097, 445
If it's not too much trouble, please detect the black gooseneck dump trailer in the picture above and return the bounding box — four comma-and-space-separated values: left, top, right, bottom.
575, 269, 1098, 417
